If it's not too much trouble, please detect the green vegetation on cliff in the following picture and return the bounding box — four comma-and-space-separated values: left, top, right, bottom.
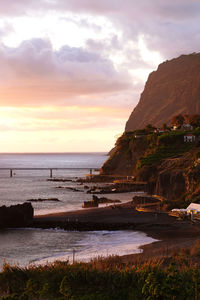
138, 131, 194, 169
101, 128, 200, 206
102, 129, 199, 175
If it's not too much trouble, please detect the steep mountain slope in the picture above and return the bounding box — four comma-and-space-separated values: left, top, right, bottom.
126, 53, 200, 131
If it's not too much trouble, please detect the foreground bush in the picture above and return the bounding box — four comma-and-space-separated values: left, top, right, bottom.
0, 258, 200, 300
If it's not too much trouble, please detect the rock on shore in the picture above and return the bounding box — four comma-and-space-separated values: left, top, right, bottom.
0, 202, 34, 229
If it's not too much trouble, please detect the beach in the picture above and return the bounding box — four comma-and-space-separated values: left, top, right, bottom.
33, 201, 200, 261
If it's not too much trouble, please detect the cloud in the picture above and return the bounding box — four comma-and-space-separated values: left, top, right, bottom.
0, 0, 39, 16
0, 1, 198, 84
0, 38, 132, 106
0, 22, 14, 38
49, 0, 200, 59
0, 0, 198, 152
0, 105, 130, 133
0, 2, 198, 110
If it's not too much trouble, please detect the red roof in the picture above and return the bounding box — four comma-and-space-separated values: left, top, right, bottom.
184, 134, 195, 136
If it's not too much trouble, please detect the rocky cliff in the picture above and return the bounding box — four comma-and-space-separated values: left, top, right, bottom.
101, 130, 200, 207
126, 53, 200, 131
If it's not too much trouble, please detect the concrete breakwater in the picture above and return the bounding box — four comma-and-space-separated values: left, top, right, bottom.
32, 202, 177, 232
86, 181, 148, 194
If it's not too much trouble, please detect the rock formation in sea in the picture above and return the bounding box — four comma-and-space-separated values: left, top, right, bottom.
125, 53, 200, 131
0, 202, 34, 229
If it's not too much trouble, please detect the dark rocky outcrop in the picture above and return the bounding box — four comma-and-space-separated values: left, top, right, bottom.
92, 195, 121, 204
27, 198, 61, 202
126, 53, 200, 131
47, 178, 73, 182
82, 195, 121, 208
131, 150, 200, 208
0, 202, 34, 229
56, 186, 83, 192
87, 181, 148, 194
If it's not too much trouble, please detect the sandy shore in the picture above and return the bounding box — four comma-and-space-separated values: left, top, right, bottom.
33, 202, 200, 259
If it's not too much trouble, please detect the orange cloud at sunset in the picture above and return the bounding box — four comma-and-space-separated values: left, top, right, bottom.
0, 0, 198, 152
0, 105, 129, 152
0, 38, 134, 152
0, 106, 129, 130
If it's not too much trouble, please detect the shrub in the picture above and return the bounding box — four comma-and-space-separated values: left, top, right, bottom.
190, 240, 200, 257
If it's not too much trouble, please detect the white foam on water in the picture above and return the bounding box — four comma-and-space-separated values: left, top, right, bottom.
29, 230, 158, 266
0, 228, 158, 270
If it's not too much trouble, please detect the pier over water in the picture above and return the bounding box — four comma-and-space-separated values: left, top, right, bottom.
0, 168, 100, 178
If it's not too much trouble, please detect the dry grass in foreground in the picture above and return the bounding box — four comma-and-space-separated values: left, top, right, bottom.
1, 240, 200, 299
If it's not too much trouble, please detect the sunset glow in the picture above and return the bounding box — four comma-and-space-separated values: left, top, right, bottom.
0, 0, 198, 152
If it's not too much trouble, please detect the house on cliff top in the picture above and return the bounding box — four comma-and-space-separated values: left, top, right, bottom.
182, 124, 193, 131
184, 133, 196, 143
184, 134, 196, 142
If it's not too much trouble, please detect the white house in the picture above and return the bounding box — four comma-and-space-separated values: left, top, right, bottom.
171, 203, 200, 219
182, 124, 193, 131
184, 134, 196, 142
186, 203, 200, 213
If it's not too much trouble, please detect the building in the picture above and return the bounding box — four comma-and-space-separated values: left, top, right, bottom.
155, 128, 169, 133
186, 203, 200, 213
184, 134, 196, 142
171, 203, 200, 220
182, 124, 193, 131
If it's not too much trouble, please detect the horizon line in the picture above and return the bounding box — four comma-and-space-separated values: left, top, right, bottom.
0, 151, 108, 154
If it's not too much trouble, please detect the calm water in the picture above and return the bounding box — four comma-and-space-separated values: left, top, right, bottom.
0, 153, 108, 214
0, 153, 156, 269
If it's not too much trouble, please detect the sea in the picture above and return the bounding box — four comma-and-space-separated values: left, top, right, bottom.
0, 153, 156, 269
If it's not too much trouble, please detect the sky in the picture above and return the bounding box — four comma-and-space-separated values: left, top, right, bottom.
0, 0, 199, 152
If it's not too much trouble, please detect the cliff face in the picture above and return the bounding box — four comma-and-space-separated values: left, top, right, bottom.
102, 52, 200, 206
136, 151, 199, 203
101, 130, 200, 205
125, 53, 200, 131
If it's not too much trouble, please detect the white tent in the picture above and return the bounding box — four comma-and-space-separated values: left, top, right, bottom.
187, 203, 200, 212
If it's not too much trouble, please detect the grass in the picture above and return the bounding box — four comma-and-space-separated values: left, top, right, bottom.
1, 243, 200, 299
139, 143, 194, 168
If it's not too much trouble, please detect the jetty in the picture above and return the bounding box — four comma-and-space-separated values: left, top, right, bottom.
0, 167, 100, 178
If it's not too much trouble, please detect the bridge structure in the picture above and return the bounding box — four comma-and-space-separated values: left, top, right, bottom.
0, 167, 100, 178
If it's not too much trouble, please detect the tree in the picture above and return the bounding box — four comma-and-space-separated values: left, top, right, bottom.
171, 114, 184, 127
183, 114, 190, 124
187, 114, 200, 127
160, 123, 170, 130
145, 124, 156, 133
